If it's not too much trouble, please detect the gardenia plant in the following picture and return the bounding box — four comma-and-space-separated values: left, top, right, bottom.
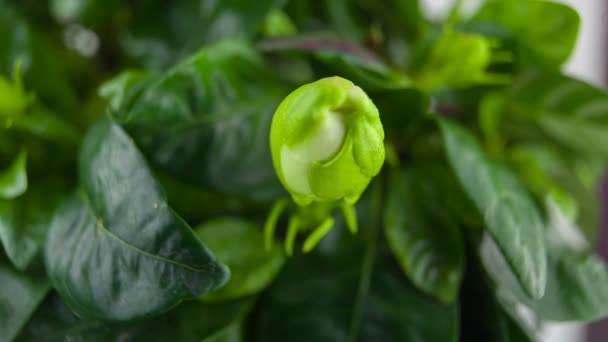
1, 0, 608, 341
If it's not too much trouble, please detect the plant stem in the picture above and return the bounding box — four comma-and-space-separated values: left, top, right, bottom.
349, 176, 384, 342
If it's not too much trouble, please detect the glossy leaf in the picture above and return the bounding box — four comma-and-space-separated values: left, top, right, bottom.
0, 148, 27, 199
439, 120, 546, 299
117, 40, 284, 203
481, 196, 605, 323
45, 116, 229, 321
0, 259, 50, 342
473, 0, 579, 67
481, 232, 608, 322
18, 293, 252, 342
0, 180, 65, 270
195, 218, 285, 302
122, 0, 286, 68
384, 166, 464, 304
252, 206, 459, 342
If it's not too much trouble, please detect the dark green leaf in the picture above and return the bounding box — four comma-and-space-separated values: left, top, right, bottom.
0, 148, 26, 199
460, 244, 534, 342
18, 293, 252, 342
0, 180, 65, 270
473, 0, 579, 66
384, 166, 464, 303
439, 120, 546, 299
195, 218, 285, 302
258, 35, 411, 90
122, 0, 287, 68
0, 259, 50, 342
45, 116, 229, 321
0, 3, 78, 116
252, 202, 459, 342
117, 40, 284, 203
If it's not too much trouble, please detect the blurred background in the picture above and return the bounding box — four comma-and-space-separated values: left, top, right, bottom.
424, 1, 607, 341
1, 1, 606, 341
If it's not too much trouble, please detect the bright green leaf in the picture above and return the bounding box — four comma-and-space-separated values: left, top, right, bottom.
195, 218, 285, 302
474, 0, 579, 66
384, 166, 464, 304
0, 148, 27, 199
44, 116, 229, 321
439, 119, 546, 299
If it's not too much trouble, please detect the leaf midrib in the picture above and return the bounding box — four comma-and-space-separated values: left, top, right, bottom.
78, 190, 215, 274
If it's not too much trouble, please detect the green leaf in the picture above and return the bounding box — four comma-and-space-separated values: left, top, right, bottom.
195, 218, 285, 302
412, 28, 497, 90
258, 35, 411, 90
0, 3, 78, 116
481, 232, 608, 322
12, 105, 81, 145
509, 144, 602, 242
383, 165, 464, 304
0, 148, 26, 199
117, 40, 284, 203
203, 323, 243, 342
439, 119, 546, 299
460, 245, 534, 342
252, 202, 459, 342
18, 293, 252, 342
493, 70, 608, 121
536, 115, 608, 159
122, 0, 286, 68
473, 0, 579, 66
0, 259, 50, 342
44, 116, 229, 321
98, 70, 155, 113
0, 180, 65, 270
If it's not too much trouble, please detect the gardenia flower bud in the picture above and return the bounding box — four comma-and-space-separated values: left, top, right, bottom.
270, 76, 385, 206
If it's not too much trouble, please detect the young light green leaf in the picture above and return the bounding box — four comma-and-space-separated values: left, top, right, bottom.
45, 116, 229, 321
474, 0, 579, 66
439, 120, 546, 299
384, 166, 464, 304
0, 148, 27, 199
0, 259, 50, 342
195, 218, 285, 302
